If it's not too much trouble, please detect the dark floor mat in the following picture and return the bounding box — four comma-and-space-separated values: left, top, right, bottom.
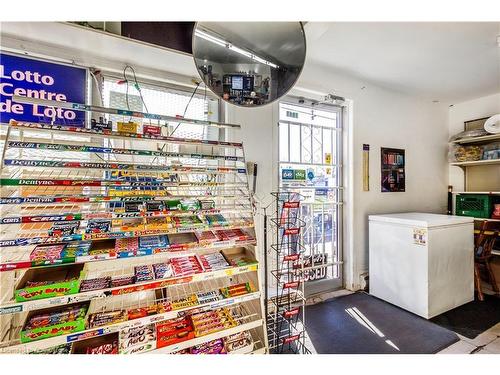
305, 292, 459, 354
431, 294, 500, 339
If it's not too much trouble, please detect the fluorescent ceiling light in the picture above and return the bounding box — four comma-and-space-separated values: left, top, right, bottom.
195, 29, 279, 69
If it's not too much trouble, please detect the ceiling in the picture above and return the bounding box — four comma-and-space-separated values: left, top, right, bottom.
194, 22, 306, 67
1, 22, 499, 104
304, 22, 500, 103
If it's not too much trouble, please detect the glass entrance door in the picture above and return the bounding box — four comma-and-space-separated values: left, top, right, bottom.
278, 100, 343, 294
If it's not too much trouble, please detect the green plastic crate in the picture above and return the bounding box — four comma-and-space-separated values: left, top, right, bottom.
455, 194, 493, 218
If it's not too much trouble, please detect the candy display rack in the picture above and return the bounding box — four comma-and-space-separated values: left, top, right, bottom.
0, 100, 267, 354
266, 192, 310, 354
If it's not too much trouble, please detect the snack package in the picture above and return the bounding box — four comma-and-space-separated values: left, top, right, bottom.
64, 241, 92, 258
205, 214, 228, 226
196, 290, 222, 305
171, 256, 203, 277
152, 262, 173, 279
156, 317, 195, 348
127, 304, 158, 320
190, 308, 237, 337
48, 221, 80, 237
124, 201, 142, 213
139, 235, 169, 251
198, 252, 229, 272
190, 339, 226, 354
87, 310, 127, 328
91, 117, 112, 131
85, 220, 111, 234
86, 340, 119, 354
146, 201, 164, 212
219, 282, 254, 299
223, 331, 254, 354
25, 305, 87, 330
143, 125, 161, 137
215, 229, 250, 242
111, 275, 135, 288
134, 265, 155, 282
80, 276, 111, 292
115, 237, 139, 257
195, 231, 218, 244
119, 324, 156, 354
171, 294, 199, 310
29, 244, 65, 262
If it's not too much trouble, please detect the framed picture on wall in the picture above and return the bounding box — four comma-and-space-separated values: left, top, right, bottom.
381, 147, 405, 192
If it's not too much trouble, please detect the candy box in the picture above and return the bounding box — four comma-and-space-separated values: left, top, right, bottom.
199, 200, 215, 210
146, 201, 164, 212
139, 235, 169, 251
15, 263, 85, 302
143, 124, 162, 137
156, 317, 195, 348
48, 221, 80, 237
87, 310, 127, 329
91, 117, 112, 131
195, 231, 218, 244
20, 302, 88, 343
124, 201, 143, 213
71, 332, 119, 354
221, 247, 257, 268
64, 241, 92, 258
223, 331, 254, 354
145, 217, 171, 230
119, 324, 156, 354
190, 338, 226, 354
167, 233, 198, 250
29, 244, 72, 266
117, 121, 138, 134
219, 282, 254, 299
77, 240, 116, 262
30, 343, 72, 354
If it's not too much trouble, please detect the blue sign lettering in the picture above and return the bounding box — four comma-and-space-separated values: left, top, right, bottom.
0, 53, 87, 125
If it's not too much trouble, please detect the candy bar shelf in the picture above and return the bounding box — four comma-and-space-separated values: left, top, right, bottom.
0, 271, 262, 353
0, 238, 257, 272
266, 192, 310, 354
0, 106, 268, 354
0, 258, 259, 314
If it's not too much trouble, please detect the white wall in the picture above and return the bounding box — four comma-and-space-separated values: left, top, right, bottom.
227, 61, 450, 290
448, 92, 500, 191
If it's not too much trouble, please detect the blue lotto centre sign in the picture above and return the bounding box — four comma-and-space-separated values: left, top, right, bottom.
0, 53, 87, 126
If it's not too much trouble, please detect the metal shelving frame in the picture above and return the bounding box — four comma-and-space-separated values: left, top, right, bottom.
266, 192, 310, 354
0, 101, 268, 354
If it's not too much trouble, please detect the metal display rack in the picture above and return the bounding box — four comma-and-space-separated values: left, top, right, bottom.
0, 102, 268, 354
266, 192, 310, 354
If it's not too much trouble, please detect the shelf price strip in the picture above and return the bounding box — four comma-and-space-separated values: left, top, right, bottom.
6, 142, 245, 162
3, 159, 246, 175
8, 120, 243, 147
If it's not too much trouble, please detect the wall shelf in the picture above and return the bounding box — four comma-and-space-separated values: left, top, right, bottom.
450, 159, 500, 167
451, 133, 500, 145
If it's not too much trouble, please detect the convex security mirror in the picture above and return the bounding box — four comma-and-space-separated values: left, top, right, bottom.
192, 22, 306, 107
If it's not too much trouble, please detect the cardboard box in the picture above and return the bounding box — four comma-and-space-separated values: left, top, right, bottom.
221, 247, 257, 268
117, 121, 138, 134
15, 263, 85, 302
156, 317, 194, 348
20, 302, 88, 343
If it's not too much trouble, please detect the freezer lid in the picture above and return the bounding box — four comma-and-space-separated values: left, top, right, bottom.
368, 212, 474, 228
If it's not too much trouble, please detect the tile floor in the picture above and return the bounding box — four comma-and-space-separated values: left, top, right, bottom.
303, 289, 500, 354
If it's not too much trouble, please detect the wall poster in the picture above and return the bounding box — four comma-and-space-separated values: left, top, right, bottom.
381, 147, 405, 192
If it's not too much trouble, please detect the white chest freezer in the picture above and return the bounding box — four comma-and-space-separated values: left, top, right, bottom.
369, 212, 474, 319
